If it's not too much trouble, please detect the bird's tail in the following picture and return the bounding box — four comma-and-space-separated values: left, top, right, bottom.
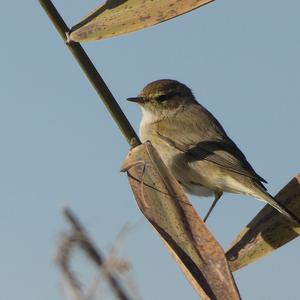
255, 188, 300, 225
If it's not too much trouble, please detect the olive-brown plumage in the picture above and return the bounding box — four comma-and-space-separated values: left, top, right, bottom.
128, 79, 300, 224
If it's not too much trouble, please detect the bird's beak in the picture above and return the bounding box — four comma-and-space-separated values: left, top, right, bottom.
127, 97, 145, 103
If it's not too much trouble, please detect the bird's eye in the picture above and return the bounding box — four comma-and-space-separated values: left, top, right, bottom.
156, 95, 168, 102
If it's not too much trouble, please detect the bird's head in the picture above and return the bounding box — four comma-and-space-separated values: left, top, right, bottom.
127, 79, 197, 121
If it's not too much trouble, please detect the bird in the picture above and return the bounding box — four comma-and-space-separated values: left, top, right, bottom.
127, 79, 300, 224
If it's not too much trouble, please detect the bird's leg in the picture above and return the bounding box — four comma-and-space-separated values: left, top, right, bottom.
203, 191, 223, 223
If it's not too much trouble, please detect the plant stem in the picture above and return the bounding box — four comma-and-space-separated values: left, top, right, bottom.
38, 0, 140, 146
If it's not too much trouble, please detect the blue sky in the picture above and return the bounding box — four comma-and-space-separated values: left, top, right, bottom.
1, 1, 300, 299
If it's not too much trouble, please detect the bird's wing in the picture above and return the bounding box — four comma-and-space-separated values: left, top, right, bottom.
155, 103, 267, 188
187, 140, 267, 184
158, 134, 267, 188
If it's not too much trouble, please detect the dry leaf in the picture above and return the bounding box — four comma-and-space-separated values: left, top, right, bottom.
122, 141, 240, 300
227, 174, 300, 272
69, 0, 213, 42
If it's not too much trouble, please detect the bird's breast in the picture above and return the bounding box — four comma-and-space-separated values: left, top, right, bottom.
140, 122, 181, 167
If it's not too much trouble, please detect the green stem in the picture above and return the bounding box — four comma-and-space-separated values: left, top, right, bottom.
38, 0, 140, 146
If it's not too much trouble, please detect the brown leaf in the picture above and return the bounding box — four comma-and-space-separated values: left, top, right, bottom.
227, 174, 300, 272
121, 141, 240, 300
69, 0, 213, 42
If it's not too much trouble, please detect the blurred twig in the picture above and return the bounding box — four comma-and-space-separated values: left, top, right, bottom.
56, 207, 132, 300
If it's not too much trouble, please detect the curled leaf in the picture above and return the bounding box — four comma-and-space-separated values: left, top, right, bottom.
227, 174, 300, 271
69, 0, 213, 42
122, 141, 240, 300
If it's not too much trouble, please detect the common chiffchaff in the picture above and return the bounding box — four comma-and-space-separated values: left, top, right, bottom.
127, 79, 299, 224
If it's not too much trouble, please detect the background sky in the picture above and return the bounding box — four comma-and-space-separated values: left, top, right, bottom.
1, 1, 300, 299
